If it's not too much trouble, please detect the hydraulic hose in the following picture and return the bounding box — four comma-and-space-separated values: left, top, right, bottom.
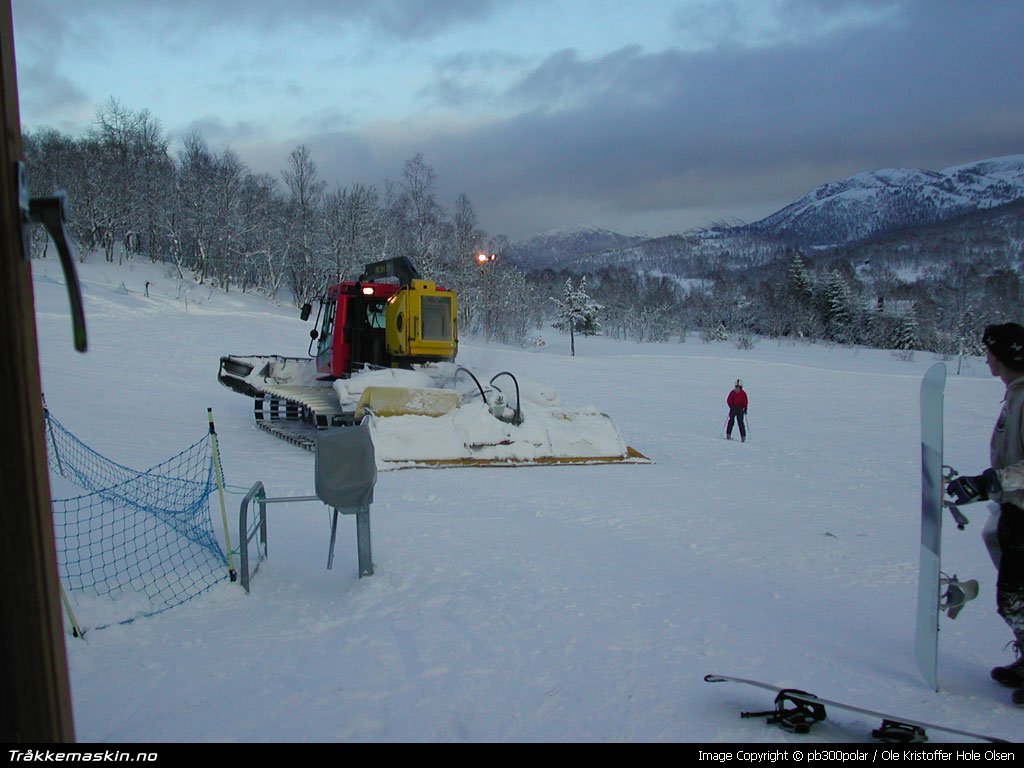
453, 366, 488, 405
489, 372, 523, 425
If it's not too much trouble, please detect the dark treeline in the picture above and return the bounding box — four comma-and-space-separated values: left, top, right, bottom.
525, 199, 1024, 357
25, 98, 1023, 355
23, 98, 545, 344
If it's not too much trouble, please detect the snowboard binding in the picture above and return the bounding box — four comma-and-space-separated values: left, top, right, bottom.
942, 466, 971, 529
741, 688, 827, 735
940, 573, 979, 620
872, 719, 927, 744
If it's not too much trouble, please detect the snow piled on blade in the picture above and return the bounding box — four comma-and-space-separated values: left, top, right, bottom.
333, 365, 441, 410
367, 401, 629, 467
335, 363, 632, 467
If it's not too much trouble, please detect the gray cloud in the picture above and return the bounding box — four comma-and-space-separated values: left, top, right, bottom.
11, 0, 97, 129
16, 63, 91, 131
289, 2, 1021, 238
352, 0, 511, 39
12, 0, 1024, 240
670, 0, 904, 49
176, 115, 266, 149
14, 0, 514, 43
419, 49, 527, 108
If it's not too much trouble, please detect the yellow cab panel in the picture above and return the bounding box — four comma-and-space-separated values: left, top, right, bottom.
385, 279, 458, 362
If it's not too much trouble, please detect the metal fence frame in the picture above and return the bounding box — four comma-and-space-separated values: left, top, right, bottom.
238, 484, 372, 593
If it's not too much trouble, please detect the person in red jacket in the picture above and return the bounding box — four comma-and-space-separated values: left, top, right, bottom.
726, 379, 748, 441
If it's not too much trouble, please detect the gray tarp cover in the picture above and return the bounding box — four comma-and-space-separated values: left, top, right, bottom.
315, 423, 376, 509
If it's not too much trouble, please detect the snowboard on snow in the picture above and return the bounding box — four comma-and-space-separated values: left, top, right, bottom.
704, 674, 1009, 744
915, 362, 979, 691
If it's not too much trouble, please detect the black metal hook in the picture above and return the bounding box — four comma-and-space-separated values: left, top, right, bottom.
18, 162, 87, 352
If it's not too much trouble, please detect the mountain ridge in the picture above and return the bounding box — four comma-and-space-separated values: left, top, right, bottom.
507, 154, 1024, 270
735, 154, 1024, 247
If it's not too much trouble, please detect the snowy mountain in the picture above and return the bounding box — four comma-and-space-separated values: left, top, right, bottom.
735, 155, 1024, 247
507, 156, 1024, 273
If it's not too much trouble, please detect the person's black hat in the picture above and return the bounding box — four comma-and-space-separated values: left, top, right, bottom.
983, 323, 1024, 369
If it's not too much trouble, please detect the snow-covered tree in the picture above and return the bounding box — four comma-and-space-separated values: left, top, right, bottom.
281, 144, 326, 304
824, 270, 855, 344
323, 181, 382, 286
787, 249, 813, 302
447, 193, 489, 334
893, 305, 919, 351
90, 97, 172, 262
170, 131, 217, 282
478, 259, 533, 344
954, 308, 984, 356
700, 321, 728, 344
235, 171, 283, 295
781, 248, 818, 337
552, 276, 602, 356
392, 153, 447, 280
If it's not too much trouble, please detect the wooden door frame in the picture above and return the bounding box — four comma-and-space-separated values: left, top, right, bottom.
0, 0, 76, 742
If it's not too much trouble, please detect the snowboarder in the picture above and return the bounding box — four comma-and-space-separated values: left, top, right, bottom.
945, 323, 1024, 704
726, 379, 748, 442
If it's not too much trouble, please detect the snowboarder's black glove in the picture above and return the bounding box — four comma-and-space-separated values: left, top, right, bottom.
945, 469, 1001, 505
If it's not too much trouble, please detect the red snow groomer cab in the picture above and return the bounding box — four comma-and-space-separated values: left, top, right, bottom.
216, 256, 458, 446
304, 256, 458, 379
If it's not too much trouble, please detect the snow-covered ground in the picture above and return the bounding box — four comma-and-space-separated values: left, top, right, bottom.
31, 255, 1023, 743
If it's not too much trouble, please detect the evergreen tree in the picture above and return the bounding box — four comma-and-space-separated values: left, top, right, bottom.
893, 305, 919, 351
784, 249, 816, 337
700, 321, 728, 344
955, 307, 984, 357
824, 270, 855, 343
866, 295, 890, 349
552, 276, 603, 356
787, 249, 813, 301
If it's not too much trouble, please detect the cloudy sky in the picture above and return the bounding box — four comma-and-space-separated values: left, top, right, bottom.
10, 0, 1024, 241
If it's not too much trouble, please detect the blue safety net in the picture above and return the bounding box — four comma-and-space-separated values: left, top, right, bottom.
45, 410, 229, 630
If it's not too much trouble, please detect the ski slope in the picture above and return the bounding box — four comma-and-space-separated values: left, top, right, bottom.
31, 256, 1022, 743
